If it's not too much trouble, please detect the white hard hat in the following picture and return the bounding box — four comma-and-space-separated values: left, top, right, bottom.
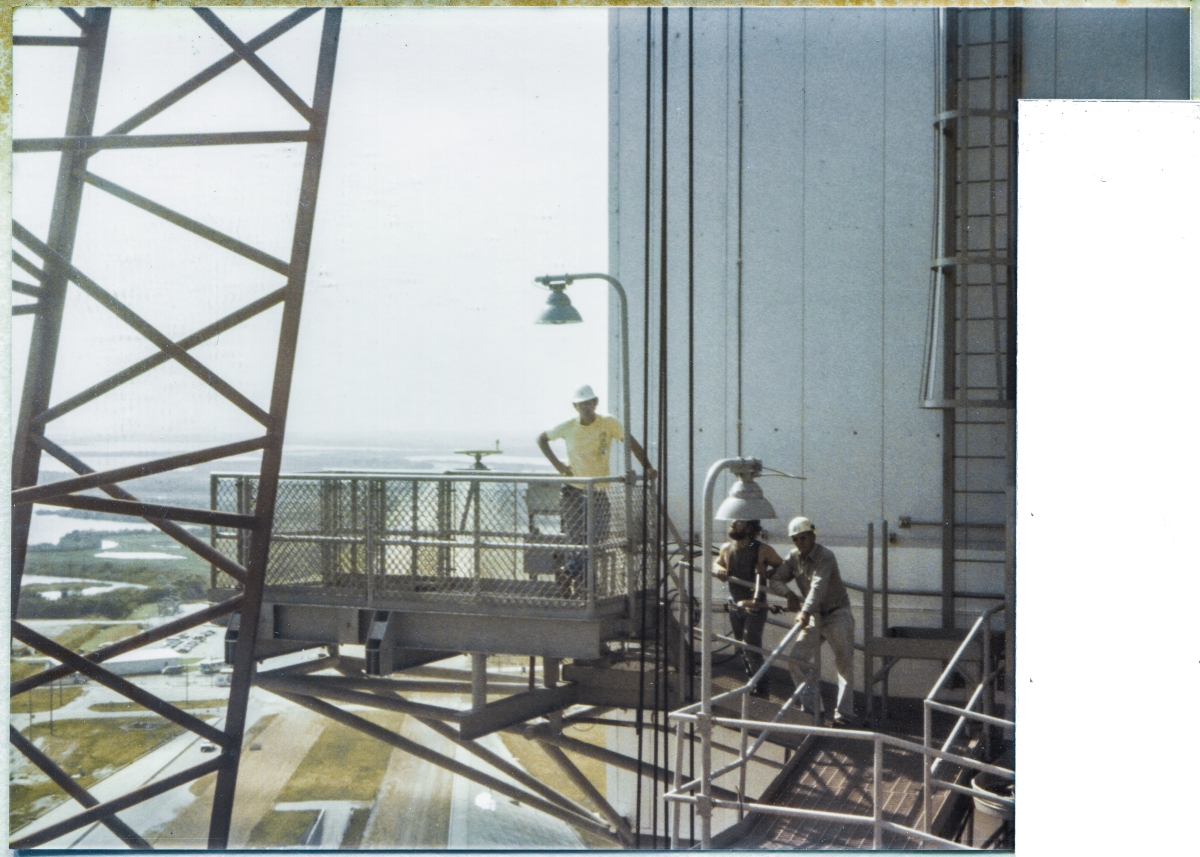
571, 384, 598, 403
788, 516, 816, 537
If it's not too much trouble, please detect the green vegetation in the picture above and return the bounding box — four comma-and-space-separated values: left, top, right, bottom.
11, 624, 137, 706
89, 698, 227, 713
18, 579, 206, 621
9, 717, 186, 832
275, 713, 402, 803
53, 622, 141, 653
11, 684, 85, 714
10, 659, 42, 682
341, 807, 372, 848
19, 530, 212, 621
248, 809, 319, 847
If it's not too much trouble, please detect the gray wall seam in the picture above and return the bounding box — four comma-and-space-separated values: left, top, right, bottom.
799, 7, 807, 514
881, 10, 888, 524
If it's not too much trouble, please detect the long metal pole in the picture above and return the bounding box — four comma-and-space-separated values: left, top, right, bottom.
545, 273, 634, 608
699, 456, 744, 847
11, 8, 111, 617
206, 10, 342, 847
865, 522, 874, 722
873, 734, 884, 848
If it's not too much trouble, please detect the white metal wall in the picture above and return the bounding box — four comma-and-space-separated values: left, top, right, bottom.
607, 6, 1191, 550
1021, 8, 1191, 99
609, 8, 941, 545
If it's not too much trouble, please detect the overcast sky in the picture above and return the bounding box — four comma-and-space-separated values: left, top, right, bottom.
12, 7, 611, 455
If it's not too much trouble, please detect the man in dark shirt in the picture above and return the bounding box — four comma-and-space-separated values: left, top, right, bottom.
770, 516, 857, 725
714, 519, 784, 697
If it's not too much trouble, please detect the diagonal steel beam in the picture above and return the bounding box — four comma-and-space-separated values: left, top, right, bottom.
11, 6, 110, 619
14, 436, 268, 505
60, 7, 86, 28
9, 727, 151, 849
207, 11, 343, 846
10, 757, 224, 849
539, 739, 635, 846
107, 8, 319, 136
37, 493, 259, 531
524, 722, 740, 802
269, 689, 621, 845
12, 250, 45, 281
81, 171, 290, 275
12, 622, 230, 747
458, 684, 579, 740
12, 281, 40, 297
12, 221, 273, 427
12, 594, 243, 695
35, 285, 287, 427
194, 8, 314, 122
372, 691, 604, 826
255, 673, 464, 722
32, 434, 250, 584
13, 305, 39, 316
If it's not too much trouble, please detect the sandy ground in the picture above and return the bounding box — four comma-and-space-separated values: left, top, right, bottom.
13, 657, 611, 849
144, 706, 328, 848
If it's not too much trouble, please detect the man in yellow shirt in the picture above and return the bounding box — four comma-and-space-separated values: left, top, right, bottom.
537, 385, 657, 593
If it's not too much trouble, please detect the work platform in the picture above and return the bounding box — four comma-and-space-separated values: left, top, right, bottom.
210, 470, 656, 661
718, 691, 1011, 850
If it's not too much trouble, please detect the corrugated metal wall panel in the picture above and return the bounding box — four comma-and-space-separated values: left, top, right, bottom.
881, 10, 942, 533
611, 8, 941, 543
1022, 9, 1190, 99
608, 7, 1189, 545
793, 9, 889, 537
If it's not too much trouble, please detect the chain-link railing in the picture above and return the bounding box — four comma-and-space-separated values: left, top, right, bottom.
211, 472, 654, 613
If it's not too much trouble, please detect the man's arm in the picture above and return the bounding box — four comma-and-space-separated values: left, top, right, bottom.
713, 543, 730, 581
625, 434, 658, 481
536, 432, 572, 476
796, 550, 837, 624
758, 543, 785, 572
767, 553, 801, 611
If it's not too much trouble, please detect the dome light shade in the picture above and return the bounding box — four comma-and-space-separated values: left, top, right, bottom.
714, 477, 777, 521
536, 284, 583, 325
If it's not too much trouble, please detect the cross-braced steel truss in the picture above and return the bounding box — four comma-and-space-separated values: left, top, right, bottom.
10, 7, 342, 848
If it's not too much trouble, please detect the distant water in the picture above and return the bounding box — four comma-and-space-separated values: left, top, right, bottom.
29, 439, 553, 547
28, 515, 159, 547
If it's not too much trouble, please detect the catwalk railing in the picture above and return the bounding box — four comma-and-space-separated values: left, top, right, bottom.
211, 471, 654, 615
922, 603, 1013, 836
665, 604, 1013, 849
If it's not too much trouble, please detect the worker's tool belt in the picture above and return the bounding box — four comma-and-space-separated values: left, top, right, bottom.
820, 604, 850, 618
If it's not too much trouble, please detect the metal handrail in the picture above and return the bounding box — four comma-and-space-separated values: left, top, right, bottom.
211, 470, 648, 613
667, 603, 1014, 850
665, 710, 1003, 850
922, 603, 1013, 834
211, 469, 629, 486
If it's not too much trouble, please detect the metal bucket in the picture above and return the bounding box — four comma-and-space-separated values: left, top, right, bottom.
971, 772, 1014, 820
969, 771, 1014, 848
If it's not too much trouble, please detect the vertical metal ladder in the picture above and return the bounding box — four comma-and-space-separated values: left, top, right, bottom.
922, 8, 1018, 629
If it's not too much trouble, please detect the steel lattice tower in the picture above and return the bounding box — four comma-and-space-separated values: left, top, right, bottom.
10, 8, 342, 847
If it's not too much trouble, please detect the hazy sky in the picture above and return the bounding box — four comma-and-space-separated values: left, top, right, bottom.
12, 7, 611, 455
